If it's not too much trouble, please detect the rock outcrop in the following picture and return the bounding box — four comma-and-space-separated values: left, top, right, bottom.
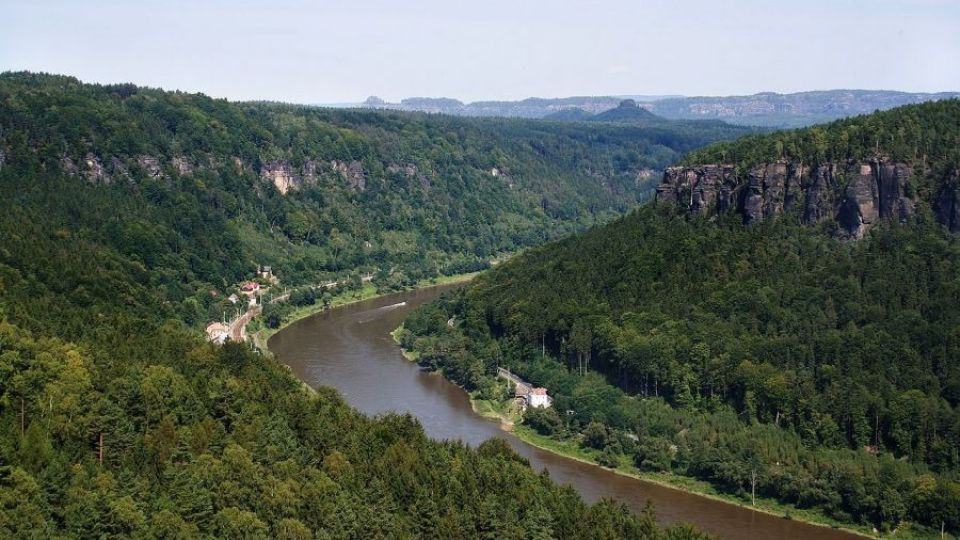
656, 158, 916, 238
936, 170, 960, 232
331, 160, 366, 191
655, 165, 737, 216
81, 154, 110, 183
171, 156, 193, 176
137, 155, 163, 178
388, 163, 430, 190
261, 161, 302, 195
260, 159, 368, 194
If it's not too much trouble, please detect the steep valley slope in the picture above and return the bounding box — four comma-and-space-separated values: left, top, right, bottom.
402, 101, 960, 537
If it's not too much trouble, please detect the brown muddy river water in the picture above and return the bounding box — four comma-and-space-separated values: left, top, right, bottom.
269, 284, 861, 540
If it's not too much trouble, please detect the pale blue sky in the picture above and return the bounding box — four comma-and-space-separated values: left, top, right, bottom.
2, 0, 958, 103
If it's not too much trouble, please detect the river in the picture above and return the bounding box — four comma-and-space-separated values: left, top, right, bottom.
268, 284, 861, 540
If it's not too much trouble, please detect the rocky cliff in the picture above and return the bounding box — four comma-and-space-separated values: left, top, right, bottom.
936, 170, 960, 232
655, 158, 921, 238
259, 159, 367, 194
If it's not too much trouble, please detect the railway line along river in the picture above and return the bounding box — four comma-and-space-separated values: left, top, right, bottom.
268, 283, 862, 540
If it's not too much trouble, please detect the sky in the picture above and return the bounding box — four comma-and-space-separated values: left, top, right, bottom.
2, 0, 959, 104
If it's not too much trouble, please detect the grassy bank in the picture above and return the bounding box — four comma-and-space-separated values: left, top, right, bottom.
505, 404, 894, 538
489, 400, 950, 540
381, 345, 908, 540
369, 284, 940, 539
509, 426, 894, 538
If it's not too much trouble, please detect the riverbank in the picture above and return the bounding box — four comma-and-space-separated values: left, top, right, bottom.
480, 395, 952, 539
255, 271, 480, 352
391, 331, 909, 539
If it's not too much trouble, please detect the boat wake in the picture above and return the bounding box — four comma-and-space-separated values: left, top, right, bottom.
356, 301, 408, 323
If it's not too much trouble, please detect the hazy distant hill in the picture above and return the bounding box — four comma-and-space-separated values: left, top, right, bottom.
362, 95, 637, 118
648, 90, 960, 128
362, 90, 960, 128
545, 99, 665, 125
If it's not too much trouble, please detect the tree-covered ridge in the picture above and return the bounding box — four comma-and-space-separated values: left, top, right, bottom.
1, 317, 708, 538
682, 100, 960, 186
403, 206, 960, 534
0, 71, 751, 294
402, 103, 960, 535
0, 73, 722, 538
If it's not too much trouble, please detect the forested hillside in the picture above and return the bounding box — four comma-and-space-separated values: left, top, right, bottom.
401, 104, 960, 536
0, 73, 732, 537
0, 72, 749, 290
1, 307, 706, 538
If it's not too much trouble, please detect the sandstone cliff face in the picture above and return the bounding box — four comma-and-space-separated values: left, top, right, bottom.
655, 165, 737, 216
331, 160, 366, 191
656, 158, 917, 238
84, 155, 106, 183
260, 161, 302, 195
259, 159, 368, 194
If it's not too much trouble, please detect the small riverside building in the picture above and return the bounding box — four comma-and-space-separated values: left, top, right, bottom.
527, 387, 552, 409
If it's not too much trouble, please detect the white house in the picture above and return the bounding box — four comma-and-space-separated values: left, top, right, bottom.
527, 387, 552, 409
205, 322, 229, 344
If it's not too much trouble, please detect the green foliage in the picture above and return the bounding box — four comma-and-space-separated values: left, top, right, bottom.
0, 72, 724, 539
0, 71, 749, 301
683, 99, 960, 183
525, 406, 565, 436
404, 103, 960, 534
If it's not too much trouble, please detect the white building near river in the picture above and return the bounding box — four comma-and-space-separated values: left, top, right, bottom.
527, 387, 552, 409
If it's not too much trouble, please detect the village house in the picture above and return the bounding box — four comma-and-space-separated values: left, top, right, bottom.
241, 282, 260, 293
205, 322, 229, 344
499, 367, 553, 409
527, 387, 552, 408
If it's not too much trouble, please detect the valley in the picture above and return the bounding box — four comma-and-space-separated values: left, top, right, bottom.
268, 284, 864, 540
3, 2, 958, 538
401, 102, 960, 538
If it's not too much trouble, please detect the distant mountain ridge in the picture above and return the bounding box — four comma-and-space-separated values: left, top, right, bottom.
544, 99, 665, 125
360, 90, 960, 128
361, 95, 630, 118
649, 89, 960, 128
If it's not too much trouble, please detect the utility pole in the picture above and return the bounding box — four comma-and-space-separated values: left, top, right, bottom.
98, 433, 104, 466
20, 398, 25, 436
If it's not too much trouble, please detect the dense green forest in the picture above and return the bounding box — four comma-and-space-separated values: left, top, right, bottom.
400, 103, 960, 536
0, 73, 729, 537
1, 312, 706, 538
682, 100, 960, 186
0, 71, 750, 294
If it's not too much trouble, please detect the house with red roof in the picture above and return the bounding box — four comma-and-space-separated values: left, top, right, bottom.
527, 387, 552, 409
